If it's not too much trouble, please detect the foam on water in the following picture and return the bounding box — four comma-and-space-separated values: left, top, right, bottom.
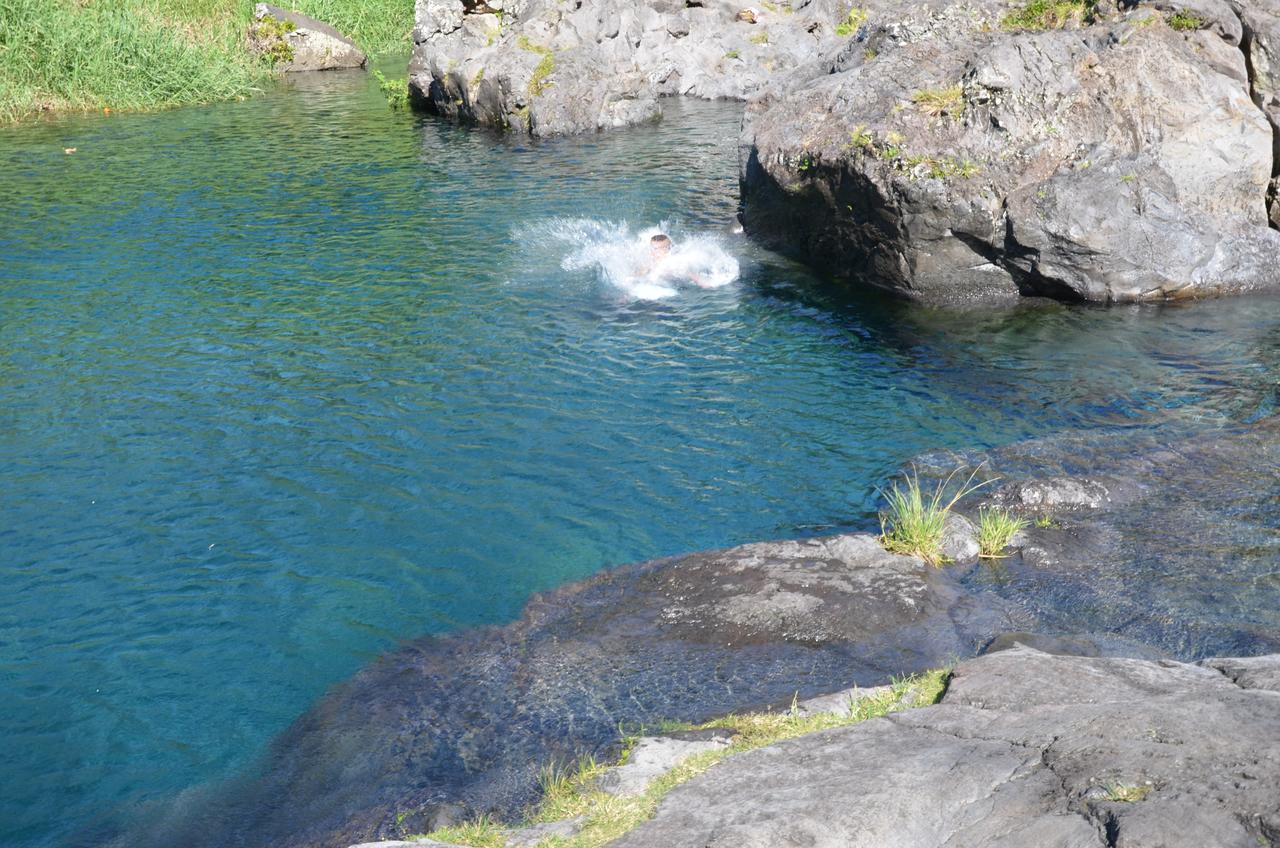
515, 217, 740, 299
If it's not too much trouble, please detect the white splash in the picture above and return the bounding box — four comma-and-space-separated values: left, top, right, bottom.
514, 218, 740, 300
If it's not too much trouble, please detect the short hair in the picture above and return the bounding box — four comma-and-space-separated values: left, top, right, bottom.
650, 234, 672, 245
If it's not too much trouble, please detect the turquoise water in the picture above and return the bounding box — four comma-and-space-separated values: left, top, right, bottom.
1, 66, 1278, 847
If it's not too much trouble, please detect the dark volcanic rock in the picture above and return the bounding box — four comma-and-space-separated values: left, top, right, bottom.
122, 534, 1009, 848
613, 646, 1280, 848
741, 1, 1280, 304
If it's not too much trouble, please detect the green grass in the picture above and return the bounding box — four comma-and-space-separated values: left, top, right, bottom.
372, 69, 408, 108
1167, 10, 1205, 31
835, 6, 868, 37
0, 0, 413, 123
1000, 0, 1096, 30
423, 670, 950, 848
750, 30, 770, 44
976, 507, 1028, 558
879, 467, 990, 565
289, 0, 414, 54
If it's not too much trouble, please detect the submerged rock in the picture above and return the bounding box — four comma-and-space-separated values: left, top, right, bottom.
741, 0, 1280, 304
614, 646, 1280, 847
407, 0, 849, 135
250, 4, 367, 72
122, 534, 1008, 848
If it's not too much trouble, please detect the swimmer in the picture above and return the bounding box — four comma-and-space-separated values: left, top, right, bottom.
636, 233, 710, 288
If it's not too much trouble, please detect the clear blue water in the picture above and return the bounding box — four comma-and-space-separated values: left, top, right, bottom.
1, 64, 1278, 847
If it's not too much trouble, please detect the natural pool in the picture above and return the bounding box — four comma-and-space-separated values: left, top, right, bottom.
1, 64, 1278, 847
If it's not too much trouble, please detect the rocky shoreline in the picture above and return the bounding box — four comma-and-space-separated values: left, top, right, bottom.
360, 645, 1280, 848
115, 416, 1280, 848
408, 0, 1280, 303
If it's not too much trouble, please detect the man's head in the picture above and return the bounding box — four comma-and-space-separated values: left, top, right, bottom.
649, 233, 673, 259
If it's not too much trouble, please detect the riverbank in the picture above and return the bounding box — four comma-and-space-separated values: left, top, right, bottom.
0, 0, 411, 123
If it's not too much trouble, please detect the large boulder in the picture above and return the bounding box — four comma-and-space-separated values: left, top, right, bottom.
741, 0, 1280, 304
407, 0, 850, 135
613, 646, 1280, 847
250, 3, 367, 72
1231, 0, 1280, 226
118, 534, 1010, 848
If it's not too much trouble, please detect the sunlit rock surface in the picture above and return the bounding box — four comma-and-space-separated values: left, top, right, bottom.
615, 646, 1280, 847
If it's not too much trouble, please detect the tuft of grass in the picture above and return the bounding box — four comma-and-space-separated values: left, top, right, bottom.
427, 669, 950, 848
1167, 10, 1205, 31
1103, 782, 1153, 803
879, 467, 992, 566
847, 124, 875, 151
1034, 513, 1057, 529
750, 30, 770, 44
1000, 0, 1096, 31
724, 48, 741, 59
911, 84, 965, 119
977, 507, 1028, 558
835, 6, 868, 36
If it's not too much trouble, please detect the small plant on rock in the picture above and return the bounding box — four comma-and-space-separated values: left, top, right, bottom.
879, 466, 990, 566
1000, 0, 1097, 31
835, 6, 868, 36
911, 84, 965, 119
977, 507, 1028, 558
1104, 782, 1153, 803
1167, 10, 1205, 31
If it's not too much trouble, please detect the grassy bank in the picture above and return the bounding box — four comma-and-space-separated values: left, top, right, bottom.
0, 0, 412, 123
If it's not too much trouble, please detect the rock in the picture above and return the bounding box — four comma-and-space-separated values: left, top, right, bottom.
127, 533, 1011, 848
348, 842, 464, 848
991, 477, 1117, 510
595, 731, 734, 796
407, 0, 849, 135
503, 817, 585, 847
938, 512, 978, 562
612, 647, 1280, 848
793, 684, 893, 717
982, 631, 1104, 657
955, 418, 1280, 657
1200, 654, 1280, 692
741, 1, 1280, 303
249, 4, 367, 71
1231, 0, 1280, 225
